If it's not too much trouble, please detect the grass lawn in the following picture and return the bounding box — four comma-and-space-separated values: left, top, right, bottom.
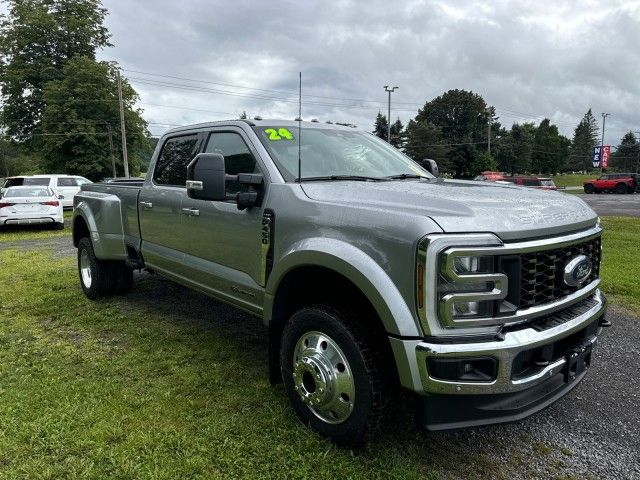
551, 173, 598, 188
0, 215, 636, 478
599, 217, 640, 315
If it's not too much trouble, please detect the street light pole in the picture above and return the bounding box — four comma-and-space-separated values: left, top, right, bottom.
383, 85, 398, 143
600, 112, 610, 172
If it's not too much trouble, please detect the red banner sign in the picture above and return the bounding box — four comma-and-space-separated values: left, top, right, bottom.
601, 145, 610, 168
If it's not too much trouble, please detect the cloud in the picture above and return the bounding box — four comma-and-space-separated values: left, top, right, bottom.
98, 0, 640, 144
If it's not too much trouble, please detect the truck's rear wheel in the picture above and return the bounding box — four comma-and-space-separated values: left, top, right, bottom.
280, 305, 385, 446
615, 183, 627, 194
77, 238, 132, 299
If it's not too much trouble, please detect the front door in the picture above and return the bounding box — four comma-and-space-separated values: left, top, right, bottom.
139, 132, 203, 276
180, 127, 266, 312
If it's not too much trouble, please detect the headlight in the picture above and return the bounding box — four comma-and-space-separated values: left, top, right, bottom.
438, 251, 507, 327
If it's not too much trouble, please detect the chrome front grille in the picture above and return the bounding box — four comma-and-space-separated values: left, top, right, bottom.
518, 237, 601, 309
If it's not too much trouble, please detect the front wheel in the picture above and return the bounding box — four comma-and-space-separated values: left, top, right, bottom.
280, 305, 386, 446
584, 184, 595, 194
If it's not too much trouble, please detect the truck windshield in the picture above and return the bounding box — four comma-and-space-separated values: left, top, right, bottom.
253, 126, 431, 182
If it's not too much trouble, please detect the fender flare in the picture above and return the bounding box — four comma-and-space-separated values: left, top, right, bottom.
264, 237, 422, 337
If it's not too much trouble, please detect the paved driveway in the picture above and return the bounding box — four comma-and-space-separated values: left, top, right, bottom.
574, 193, 640, 217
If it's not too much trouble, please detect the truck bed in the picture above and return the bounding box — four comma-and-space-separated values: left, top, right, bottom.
77, 181, 143, 259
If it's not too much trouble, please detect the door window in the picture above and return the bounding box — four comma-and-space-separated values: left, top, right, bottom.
205, 132, 259, 193
57, 177, 78, 187
23, 177, 50, 186
153, 135, 200, 187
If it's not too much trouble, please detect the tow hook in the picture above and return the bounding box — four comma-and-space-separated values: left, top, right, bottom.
598, 316, 612, 328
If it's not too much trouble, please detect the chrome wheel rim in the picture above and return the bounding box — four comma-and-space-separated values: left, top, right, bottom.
80, 249, 92, 288
292, 331, 355, 424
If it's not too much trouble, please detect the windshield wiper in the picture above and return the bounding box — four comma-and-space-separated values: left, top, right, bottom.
385, 173, 426, 180
299, 175, 388, 182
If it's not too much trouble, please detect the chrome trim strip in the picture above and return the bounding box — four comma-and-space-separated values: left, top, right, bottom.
416, 225, 602, 337
414, 289, 605, 395
512, 358, 566, 386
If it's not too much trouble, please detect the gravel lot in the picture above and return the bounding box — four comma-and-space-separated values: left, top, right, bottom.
3, 233, 639, 479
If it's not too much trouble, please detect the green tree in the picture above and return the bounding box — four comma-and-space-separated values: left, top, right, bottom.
239, 111, 248, 119
39, 57, 149, 180
403, 119, 451, 172
390, 118, 403, 148
611, 132, 639, 172
372, 112, 388, 140
568, 109, 599, 172
0, 0, 111, 139
495, 123, 533, 175
469, 151, 497, 177
415, 89, 493, 177
530, 118, 570, 174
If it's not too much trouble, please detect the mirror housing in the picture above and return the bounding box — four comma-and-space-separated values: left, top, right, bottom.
187, 153, 227, 201
186, 152, 264, 210
420, 158, 439, 177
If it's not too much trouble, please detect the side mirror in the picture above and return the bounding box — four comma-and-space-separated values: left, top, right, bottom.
187, 153, 227, 201
57, 194, 64, 199
421, 159, 439, 177
186, 152, 264, 210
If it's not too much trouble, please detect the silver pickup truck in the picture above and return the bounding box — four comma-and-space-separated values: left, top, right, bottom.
73, 119, 608, 445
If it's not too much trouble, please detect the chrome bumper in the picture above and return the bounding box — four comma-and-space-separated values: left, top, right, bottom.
392, 289, 606, 395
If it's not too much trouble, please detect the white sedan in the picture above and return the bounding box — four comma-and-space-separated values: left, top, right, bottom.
0, 186, 64, 229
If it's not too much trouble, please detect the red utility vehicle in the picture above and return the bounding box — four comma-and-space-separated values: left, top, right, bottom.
583, 173, 639, 194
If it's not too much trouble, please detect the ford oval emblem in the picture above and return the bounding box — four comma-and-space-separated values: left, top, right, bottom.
563, 255, 592, 287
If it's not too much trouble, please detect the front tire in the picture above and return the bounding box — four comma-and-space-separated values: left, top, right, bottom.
584, 184, 595, 194
615, 183, 627, 194
280, 305, 386, 446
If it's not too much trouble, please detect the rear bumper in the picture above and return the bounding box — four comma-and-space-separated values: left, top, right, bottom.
390, 289, 607, 430
1, 216, 61, 225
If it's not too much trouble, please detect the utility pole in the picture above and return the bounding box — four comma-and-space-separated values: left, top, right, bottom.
600, 112, 610, 172
486, 107, 492, 155
107, 124, 116, 178
383, 85, 398, 143
117, 69, 130, 178
635, 130, 640, 173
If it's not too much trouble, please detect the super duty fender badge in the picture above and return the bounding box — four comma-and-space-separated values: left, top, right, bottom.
261, 209, 275, 286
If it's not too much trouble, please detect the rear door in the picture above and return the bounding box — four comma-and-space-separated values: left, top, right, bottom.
139, 132, 204, 276
55, 177, 79, 207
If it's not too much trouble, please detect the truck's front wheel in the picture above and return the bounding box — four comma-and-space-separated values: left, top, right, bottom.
77, 238, 132, 299
280, 305, 386, 446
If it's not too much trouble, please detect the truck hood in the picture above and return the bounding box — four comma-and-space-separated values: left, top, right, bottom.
300, 179, 598, 241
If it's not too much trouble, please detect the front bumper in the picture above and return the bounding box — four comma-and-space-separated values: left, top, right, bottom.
390, 289, 607, 430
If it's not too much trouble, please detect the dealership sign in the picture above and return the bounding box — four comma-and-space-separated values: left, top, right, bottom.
592, 145, 610, 168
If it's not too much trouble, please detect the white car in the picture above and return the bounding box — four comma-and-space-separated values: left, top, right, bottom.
0, 186, 65, 229
1, 174, 92, 208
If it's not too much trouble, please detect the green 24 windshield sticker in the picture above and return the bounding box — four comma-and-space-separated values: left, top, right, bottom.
265, 128, 295, 141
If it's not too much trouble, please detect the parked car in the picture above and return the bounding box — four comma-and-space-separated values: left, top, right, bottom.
1, 174, 92, 207
474, 172, 557, 190
73, 120, 607, 445
0, 185, 64, 229
583, 173, 639, 194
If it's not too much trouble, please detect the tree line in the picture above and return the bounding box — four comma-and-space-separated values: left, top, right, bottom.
0, 0, 152, 180
373, 89, 640, 177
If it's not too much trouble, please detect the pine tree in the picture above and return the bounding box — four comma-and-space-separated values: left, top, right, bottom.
611, 132, 639, 172
390, 118, 404, 148
568, 109, 599, 172
531, 119, 570, 174
372, 112, 388, 140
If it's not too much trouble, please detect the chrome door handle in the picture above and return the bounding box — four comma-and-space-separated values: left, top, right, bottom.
139, 201, 153, 208
181, 208, 200, 216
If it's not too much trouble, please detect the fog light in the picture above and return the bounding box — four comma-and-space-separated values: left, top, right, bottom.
427, 357, 497, 382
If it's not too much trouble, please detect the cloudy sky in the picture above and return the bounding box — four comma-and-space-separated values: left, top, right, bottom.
98, 0, 640, 144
